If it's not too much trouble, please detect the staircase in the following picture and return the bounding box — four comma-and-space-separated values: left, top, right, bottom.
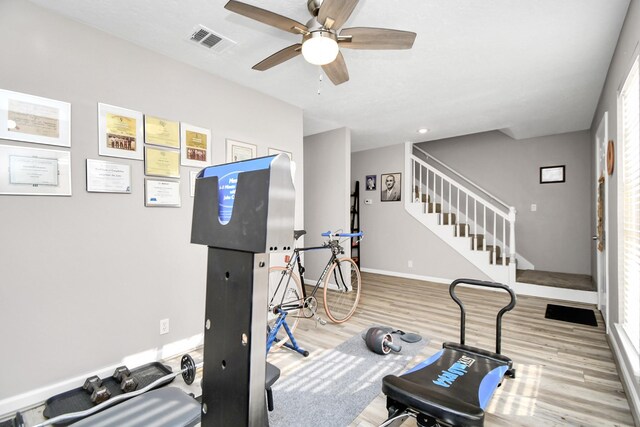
404, 143, 517, 285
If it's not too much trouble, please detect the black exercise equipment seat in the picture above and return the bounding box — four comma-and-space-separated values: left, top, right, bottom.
381, 278, 516, 427
293, 229, 306, 240
71, 362, 281, 426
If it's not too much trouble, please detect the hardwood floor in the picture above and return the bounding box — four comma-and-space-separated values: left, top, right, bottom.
267, 272, 634, 426
12, 272, 633, 426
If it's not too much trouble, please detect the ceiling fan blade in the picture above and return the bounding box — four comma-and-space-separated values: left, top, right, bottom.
322, 52, 349, 85
339, 27, 416, 50
318, 0, 359, 30
225, 0, 307, 35
252, 44, 302, 71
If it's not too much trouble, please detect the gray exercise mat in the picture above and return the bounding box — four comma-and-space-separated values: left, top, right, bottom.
269, 328, 429, 427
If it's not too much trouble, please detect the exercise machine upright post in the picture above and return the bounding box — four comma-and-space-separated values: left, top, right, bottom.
191, 154, 295, 427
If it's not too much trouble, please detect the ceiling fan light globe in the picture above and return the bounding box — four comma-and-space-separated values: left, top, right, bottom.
302, 33, 339, 65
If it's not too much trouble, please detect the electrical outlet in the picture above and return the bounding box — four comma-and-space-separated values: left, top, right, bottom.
160, 318, 170, 335
531, 204, 537, 212
408, 260, 413, 268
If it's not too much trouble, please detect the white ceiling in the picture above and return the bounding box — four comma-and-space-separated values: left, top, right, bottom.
29, 0, 630, 152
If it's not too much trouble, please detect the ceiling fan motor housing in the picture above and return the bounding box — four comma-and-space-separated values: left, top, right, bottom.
307, 0, 323, 17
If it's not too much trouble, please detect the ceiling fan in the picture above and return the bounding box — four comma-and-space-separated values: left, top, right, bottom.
224, 0, 417, 85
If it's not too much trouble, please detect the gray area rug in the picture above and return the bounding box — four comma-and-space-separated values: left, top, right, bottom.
269, 328, 429, 427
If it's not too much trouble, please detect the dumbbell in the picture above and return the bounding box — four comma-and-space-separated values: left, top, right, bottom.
113, 366, 138, 392
82, 376, 111, 404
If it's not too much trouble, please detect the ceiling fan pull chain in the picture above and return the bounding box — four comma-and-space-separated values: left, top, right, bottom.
318, 73, 323, 95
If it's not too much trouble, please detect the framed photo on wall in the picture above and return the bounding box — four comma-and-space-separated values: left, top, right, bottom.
180, 123, 211, 167
226, 139, 256, 163
98, 103, 144, 160
0, 89, 71, 147
381, 172, 401, 202
540, 165, 565, 184
365, 175, 376, 191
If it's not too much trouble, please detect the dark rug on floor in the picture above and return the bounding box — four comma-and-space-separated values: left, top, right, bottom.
545, 304, 597, 326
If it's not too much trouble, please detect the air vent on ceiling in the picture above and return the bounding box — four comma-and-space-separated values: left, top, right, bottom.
188, 25, 236, 54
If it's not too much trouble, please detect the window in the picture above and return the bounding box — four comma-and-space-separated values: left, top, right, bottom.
619, 55, 640, 354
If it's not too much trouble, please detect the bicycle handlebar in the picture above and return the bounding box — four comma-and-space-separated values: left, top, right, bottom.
321, 231, 364, 238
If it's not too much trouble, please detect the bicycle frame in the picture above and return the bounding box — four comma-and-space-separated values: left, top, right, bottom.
269, 240, 347, 315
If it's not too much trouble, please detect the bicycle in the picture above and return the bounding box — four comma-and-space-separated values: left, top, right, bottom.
267, 229, 363, 350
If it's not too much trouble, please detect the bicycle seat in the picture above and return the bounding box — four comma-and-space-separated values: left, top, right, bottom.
293, 230, 306, 240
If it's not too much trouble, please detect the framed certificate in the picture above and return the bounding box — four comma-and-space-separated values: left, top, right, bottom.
144, 115, 180, 148
98, 103, 144, 160
86, 159, 131, 193
0, 89, 71, 147
226, 139, 257, 163
145, 178, 181, 207
540, 165, 565, 184
190, 170, 199, 197
144, 146, 180, 178
0, 144, 71, 195
181, 123, 211, 167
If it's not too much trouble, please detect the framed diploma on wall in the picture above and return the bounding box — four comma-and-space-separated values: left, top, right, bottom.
0, 89, 71, 147
144, 146, 180, 178
144, 115, 180, 149
181, 123, 211, 167
0, 144, 72, 196
86, 159, 131, 193
98, 103, 144, 160
226, 139, 257, 163
145, 178, 181, 207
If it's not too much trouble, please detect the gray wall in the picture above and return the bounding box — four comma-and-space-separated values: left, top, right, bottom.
590, 0, 639, 418
352, 144, 488, 281
416, 130, 592, 275
302, 128, 351, 281
0, 0, 303, 406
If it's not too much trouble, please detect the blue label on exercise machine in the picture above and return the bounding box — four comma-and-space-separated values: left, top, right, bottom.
200, 156, 275, 225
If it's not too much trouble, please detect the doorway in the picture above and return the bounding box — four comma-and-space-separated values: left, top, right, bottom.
595, 112, 609, 331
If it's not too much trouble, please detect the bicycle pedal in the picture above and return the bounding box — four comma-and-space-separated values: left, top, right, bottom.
315, 316, 327, 326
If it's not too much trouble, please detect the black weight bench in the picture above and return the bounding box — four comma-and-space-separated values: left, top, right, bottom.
381, 279, 516, 427
72, 362, 280, 426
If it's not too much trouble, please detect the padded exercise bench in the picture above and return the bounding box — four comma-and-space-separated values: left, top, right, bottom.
381, 279, 516, 427
71, 362, 281, 427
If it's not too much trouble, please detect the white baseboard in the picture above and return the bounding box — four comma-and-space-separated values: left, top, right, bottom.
360, 268, 598, 304
0, 333, 204, 418
360, 268, 451, 285
608, 329, 640, 426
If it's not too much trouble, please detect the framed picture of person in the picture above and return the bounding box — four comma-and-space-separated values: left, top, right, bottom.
365, 175, 376, 191
381, 172, 401, 202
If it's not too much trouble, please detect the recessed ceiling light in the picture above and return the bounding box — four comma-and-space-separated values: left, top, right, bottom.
417, 128, 429, 134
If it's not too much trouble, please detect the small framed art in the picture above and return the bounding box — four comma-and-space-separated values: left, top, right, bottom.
540, 165, 565, 184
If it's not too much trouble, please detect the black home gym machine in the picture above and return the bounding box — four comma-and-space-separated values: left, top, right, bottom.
381, 278, 517, 427
4, 154, 295, 427
191, 154, 295, 426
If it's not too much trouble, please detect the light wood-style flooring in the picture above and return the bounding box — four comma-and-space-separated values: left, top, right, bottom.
12, 272, 634, 426
267, 272, 634, 426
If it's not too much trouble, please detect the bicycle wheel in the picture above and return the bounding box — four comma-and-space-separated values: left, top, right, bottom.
323, 258, 361, 323
267, 267, 303, 348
